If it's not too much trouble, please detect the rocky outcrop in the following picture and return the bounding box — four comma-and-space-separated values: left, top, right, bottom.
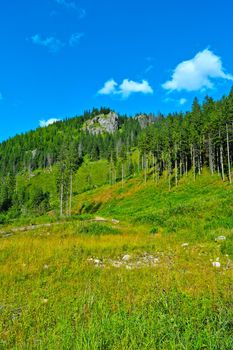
83, 112, 119, 135
135, 114, 155, 128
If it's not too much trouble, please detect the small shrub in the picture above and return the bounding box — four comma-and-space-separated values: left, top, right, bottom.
135, 213, 165, 226
150, 226, 159, 234
77, 222, 120, 236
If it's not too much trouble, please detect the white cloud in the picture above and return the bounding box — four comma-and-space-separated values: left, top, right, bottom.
31, 34, 64, 53
163, 49, 233, 92
119, 79, 153, 97
98, 79, 118, 95
98, 79, 153, 98
39, 118, 60, 127
55, 0, 86, 18
179, 98, 187, 105
69, 32, 84, 47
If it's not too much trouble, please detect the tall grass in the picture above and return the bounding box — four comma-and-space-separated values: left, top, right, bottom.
0, 172, 233, 349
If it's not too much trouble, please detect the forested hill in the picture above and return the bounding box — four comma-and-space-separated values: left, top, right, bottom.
0, 107, 142, 176
0, 88, 233, 220
1, 89, 233, 178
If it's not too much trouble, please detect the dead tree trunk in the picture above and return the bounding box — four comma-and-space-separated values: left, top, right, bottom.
69, 172, 73, 216
60, 177, 64, 217
208, 134, 214, 175
226, 123, 232, 183
121, 162, 124, 187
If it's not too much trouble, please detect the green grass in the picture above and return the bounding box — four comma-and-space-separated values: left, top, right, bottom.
93, 171, 233, 243
0, 171, 233, 349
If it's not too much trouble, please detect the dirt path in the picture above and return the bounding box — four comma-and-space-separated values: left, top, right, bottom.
0, 217, 120, 237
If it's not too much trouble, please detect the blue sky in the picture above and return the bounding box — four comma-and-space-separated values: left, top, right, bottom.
0, 0, 233, 141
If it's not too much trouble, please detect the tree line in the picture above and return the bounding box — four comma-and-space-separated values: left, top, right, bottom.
138, 90, 233, 189
0, 89, 233, 221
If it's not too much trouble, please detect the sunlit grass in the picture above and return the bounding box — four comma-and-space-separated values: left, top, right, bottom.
0, 172, 233, 349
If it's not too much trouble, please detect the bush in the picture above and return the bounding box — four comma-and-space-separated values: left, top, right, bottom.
135, 212, 165, 225
150, 226, 159, 234
0, 213, 6, 224
77, 222, 120, 236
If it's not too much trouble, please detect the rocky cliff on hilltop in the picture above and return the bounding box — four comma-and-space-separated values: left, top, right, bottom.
83, 112, 119, 135
135, 114, 155, 128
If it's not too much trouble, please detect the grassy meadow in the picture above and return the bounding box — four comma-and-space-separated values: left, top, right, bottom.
0, 171, 233, 349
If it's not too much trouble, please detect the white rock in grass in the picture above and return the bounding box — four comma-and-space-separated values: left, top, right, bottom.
122, 255, 131, 261
212, 261, 221, 268
181, 243, 189, 247
215, 236, 226, 242
94, 259, 101, 265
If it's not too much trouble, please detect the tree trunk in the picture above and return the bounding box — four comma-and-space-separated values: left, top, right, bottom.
60, 177, 64, 217
185, 156, 188, 176
226, 123, 232, 183
121, 162, 124, 187
199, 140, 202, 175
208, 134, 214, 175
153, 154, 155, 182
168, 154, 171, 191
69, 172, 73, 216
168, 164, 171, 191
144, 154, 147, 183
179, 158, 182, 179
138, 152, 140, 173
216, 150, 220, 176
175, 157, 178, 187
220, 138, 225, 181
191, 146, 196, 180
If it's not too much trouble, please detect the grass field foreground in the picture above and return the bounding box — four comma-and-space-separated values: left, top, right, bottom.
0, 172, 233, 349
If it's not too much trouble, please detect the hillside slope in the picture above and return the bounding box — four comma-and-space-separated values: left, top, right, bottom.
0, 172, 233, 349
71, 170, 233, 254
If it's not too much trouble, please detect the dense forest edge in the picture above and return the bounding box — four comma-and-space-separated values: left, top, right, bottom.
1, 88, 233, 223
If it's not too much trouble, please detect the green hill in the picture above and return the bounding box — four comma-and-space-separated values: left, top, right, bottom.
0, 170, 233, 349
0, 88, 233, 223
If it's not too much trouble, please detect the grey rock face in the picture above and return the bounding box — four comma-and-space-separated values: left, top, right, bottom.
83, 112, 119, 135
135, 114, 155, 128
